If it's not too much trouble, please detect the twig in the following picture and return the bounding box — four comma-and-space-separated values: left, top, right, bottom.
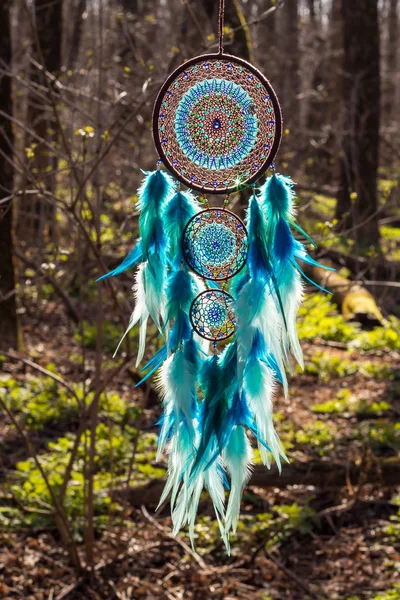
14, 248, 80, 322
140, 505, 208, 570
0, 396, 82, 572
265, 549, 320, 598
3, 350, 81, 405
55, 580, 83, 600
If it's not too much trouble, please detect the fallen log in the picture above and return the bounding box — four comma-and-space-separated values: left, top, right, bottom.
112, 457, 400, 507
302, 262, 384, 327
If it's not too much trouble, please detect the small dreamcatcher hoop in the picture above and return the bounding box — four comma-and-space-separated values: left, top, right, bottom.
153, 54, 282, 194
190, 289, 236, 342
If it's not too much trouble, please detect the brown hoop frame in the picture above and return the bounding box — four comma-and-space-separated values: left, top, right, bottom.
152, 53, 282, 194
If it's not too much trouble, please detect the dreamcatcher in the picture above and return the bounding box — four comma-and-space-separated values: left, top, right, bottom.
99, 0, 330, 551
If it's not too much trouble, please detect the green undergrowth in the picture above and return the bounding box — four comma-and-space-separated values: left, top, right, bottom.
0, 373, 79, 429
0, 425, 162, 533
385, 496, 400, 548
297, 294, 400, 351
301, 350, 395, 381
313, 389, 391, 417
0, 368, 159, 532
73, 319, 162, 358
346, 590, 400, 600
254, 418, 337, 459
73, 319, 124, 352
360, 421, 400, 454
0, 371, 135, 430
381, 225, 400, 261
372, 587, 400, 600
289, 420, 335, 456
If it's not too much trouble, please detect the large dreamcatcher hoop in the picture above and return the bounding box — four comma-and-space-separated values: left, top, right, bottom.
153, 54, 282, 194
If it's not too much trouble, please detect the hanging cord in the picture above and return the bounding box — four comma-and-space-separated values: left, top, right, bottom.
218, 0, 225, 55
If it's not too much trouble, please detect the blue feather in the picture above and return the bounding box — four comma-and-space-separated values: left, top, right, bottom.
137, 269, 197, 384
259, 173, 295, 225
136, 344, 168, 386
257, 174, 334, 369
166, 269, 197, 322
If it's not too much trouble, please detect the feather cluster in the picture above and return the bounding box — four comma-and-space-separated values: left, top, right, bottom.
99, 170, 331, 552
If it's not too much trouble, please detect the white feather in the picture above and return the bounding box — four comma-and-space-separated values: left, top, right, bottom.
280, 272, 304, 369
244, 356, 288, 470
155, 349, 198, 513
113, 264, 149, 364
142, 258, 167, 330
224, 427, 253, 535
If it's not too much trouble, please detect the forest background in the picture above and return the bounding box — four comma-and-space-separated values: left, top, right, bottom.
0, 0, 399, 599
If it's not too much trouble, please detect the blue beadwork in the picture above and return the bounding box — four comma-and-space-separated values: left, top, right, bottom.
193, 223, 236, 268
175, 78, 258, 171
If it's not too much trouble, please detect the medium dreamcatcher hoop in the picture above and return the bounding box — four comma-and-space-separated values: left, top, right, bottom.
98, 0, 330, 549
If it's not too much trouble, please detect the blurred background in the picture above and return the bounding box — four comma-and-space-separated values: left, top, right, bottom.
0, 0, 399, 598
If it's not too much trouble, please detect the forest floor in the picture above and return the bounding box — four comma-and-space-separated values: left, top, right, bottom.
0, 289, 399, 600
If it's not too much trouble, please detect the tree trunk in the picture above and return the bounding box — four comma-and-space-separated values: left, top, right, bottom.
18, 0, 63, 243
64, 0, 86, 70
336, 0, 381, 248
0, 1, 19, 352
302, 263, 384, 327
385, 0, 399, 118
282, 0, 300, 130
307, 0, 316, 23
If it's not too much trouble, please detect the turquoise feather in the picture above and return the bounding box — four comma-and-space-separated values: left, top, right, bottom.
103, 169, 176, 363
171, 352, 228, 551
98, 169, 174, 281
138, 169, 175, 258
236, 192, 288, 393
164, 190, 199, 268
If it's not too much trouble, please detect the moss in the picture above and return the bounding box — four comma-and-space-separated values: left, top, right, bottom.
313, 389, 391, 416
304, 350, 395, 382
372, 586, 400, 600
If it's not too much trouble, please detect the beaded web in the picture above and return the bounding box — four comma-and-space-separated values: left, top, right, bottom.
182, 208, 247, 281
190, 289, 236, 341
153, 54, 282, 194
